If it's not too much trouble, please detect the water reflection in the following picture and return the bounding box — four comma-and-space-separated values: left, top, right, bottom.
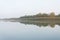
19, 20, 60, 28
0, 19, 60, 40
1, 19, 60, 28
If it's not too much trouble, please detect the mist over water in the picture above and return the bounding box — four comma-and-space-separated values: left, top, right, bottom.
0, 15, 60, 40
0, 21, 60, 40
0, 0, 60, 40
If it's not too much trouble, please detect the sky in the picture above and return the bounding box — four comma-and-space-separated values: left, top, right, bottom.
0, 0, 60, 18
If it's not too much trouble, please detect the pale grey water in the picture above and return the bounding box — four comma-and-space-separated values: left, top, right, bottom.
0, 22, 60, 40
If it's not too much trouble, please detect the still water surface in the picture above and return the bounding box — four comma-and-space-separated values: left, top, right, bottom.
0, 22, 60, 40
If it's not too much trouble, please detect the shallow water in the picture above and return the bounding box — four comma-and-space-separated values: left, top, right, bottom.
0, 22, 60, 40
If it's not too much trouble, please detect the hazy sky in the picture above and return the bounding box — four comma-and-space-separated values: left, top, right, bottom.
0, 0, 60, 18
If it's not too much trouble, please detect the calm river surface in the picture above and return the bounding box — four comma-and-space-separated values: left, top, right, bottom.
0, 22, 60, 40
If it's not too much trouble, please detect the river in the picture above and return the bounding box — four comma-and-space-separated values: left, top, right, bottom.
0, 21, 60, 40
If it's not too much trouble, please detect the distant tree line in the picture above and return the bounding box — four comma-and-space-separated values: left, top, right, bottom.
20, 12, 60, 19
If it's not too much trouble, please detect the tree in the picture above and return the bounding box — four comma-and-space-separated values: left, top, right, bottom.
35, 13, 42, 17
50, 12, 55, 17
49, 12, 55, 19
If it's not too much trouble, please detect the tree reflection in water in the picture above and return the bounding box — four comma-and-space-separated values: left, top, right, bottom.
19, 20, 60, 28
